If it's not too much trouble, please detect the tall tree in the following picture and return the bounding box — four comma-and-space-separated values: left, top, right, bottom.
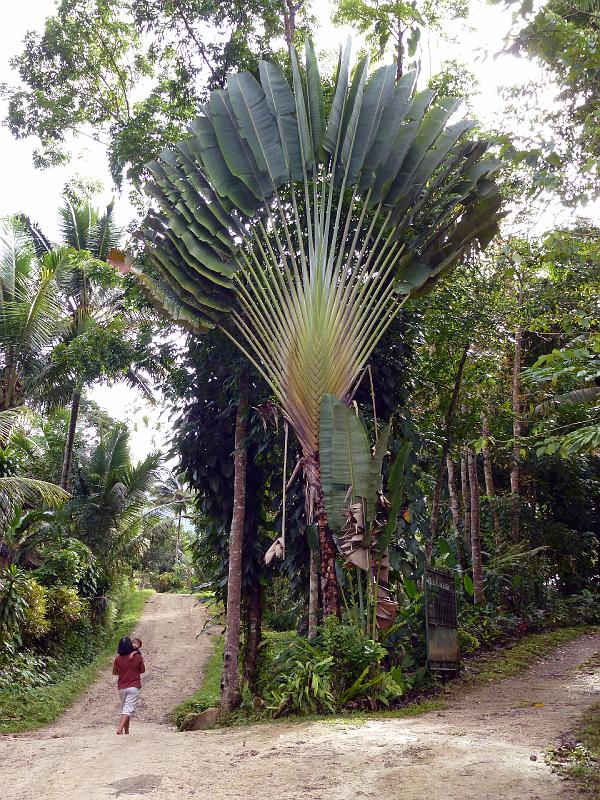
130, 42, 504, 616
3, 0, 313, 185
333, 0, 470, 80
0, 218, 72, 412
467, 447, 484, 603
220, 369, 248, 714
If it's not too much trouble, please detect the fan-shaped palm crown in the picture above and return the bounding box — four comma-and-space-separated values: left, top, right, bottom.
134, 40, 504, 458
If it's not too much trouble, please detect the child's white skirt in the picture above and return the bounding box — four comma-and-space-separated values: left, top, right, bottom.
119, 687, 140, 716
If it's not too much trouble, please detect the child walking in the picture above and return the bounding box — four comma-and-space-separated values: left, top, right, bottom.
112, 636, 145, 735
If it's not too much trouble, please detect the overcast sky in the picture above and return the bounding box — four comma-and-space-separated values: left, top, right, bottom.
0, 0, 591, 460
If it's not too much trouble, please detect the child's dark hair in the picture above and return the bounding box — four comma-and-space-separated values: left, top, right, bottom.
118, 637, 133, 656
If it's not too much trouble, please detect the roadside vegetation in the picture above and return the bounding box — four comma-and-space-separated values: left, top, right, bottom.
0, 587, 152, 733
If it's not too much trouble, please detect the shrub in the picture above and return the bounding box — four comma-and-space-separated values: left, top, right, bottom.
21, 579, 49, 640
36, 538, 97, 595
259, 621, 407, 716
147, 571, 187, 593
266, 639, 335, 717
458, 628, 480, 656
318, 617, 386, 690
0, 646, 57, 690
45, 586, 85, 632
262, 576, 303, 632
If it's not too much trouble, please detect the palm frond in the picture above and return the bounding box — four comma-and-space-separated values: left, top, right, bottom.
91, 200, 121, 260
134, 40, 505, 458
58, 198, 97, 252
534, 386, 600, 415
17, 215, 53, 258
0, 217, 36, 302
0, 477, 68, 530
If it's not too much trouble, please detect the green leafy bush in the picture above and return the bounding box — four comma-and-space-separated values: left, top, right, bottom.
45, 586, 85, 632
146, 571, 187, 593
0, 647, 57, 690
36, 538, 98, 595
267, 639, 335, 717
318, 616, 386, 690
21, 579, 49, 640
458, 628, 480, 656
259, 621, 407, 716
262, 576, 303, 632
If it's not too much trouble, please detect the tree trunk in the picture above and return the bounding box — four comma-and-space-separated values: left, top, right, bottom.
481, 414, 502, 541
308, 548, 319, 639
460, 447, 471, 556
242, 582, 262, 696
317, 508, 340, 618
283, 0, 304, 51
510, 319, 523, 542
60, 387, 81, 490
446, 454, 467, 572
304, 453, 340, 619
467, 448, 485, 604
395, 26, 404, 80
220, 371, 249, 715
428, 343, 470, 549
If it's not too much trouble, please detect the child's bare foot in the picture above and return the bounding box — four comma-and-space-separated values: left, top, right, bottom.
116, 729, 123, 735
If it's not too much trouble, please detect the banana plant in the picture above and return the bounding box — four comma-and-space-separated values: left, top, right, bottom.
319, 394, 410, 636
129, 39, 505, 613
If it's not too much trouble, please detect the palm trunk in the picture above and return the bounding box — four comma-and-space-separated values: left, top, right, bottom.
467, 448, 485, 604
317, 507, 340, 618
460, 446, 471, 557
304, 452, 340, 619
220, 371, 249, 715
61, 387, 81, 490
510, 320, 523, 541
242, 581, 262, 695
481, 414, 501, 542
446, 453, 467, 572
308, 548, 319, 639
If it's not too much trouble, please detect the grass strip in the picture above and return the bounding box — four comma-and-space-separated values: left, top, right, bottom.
173, 635, 224, 729
462, 626, 595, 685
0, 588, 153, 734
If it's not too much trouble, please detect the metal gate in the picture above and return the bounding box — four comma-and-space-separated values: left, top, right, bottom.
424, 568, 459, 671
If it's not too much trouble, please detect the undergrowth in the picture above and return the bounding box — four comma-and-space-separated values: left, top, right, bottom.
174, 624, 597, 731
0, 588, 153, 733
545, 702, 600, 799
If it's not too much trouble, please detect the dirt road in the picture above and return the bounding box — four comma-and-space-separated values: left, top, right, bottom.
47, 592, 214, 733
1, 599, 598, 800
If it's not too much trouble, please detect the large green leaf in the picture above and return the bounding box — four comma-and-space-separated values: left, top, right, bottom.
379, 440, 411, 554
305, 39, 325, 159
227, 72, 288, 186
259, 60, 304, 180
322, 39, 351, 156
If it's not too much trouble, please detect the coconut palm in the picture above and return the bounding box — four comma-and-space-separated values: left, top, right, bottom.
149, 470, 195, 565
73, 426, 161, 576
22, 197, 123, 489
0, 217, 72, 412
0, 408, 68, 532
131, 40, 505, 613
